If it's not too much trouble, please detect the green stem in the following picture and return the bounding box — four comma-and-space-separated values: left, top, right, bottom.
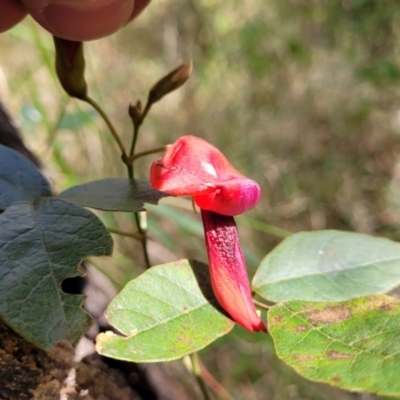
83, 95, 129, 165
127, 98, 154, 269
189, 353, 213, 400
106, 227, 143, 240
129, 145, 168, 163
129, 122, 140, 162
134, 212, 151, 269
129, 99, 152, 158
82, 95, 150, 269
253, 299, 271, 311
128, 121, 139, 179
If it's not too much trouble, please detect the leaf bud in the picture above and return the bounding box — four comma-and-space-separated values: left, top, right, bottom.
148, 62, 193, 104
128, 100, 143, 124
53, 36, 88, 100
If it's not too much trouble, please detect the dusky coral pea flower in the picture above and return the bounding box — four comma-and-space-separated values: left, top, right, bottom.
20, 0, 151, 41
150, 135, 266, 332
0, 0, 27, 33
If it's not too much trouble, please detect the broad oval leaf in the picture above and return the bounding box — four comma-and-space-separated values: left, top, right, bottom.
268, 295, 400, 397
0, 144, 51, 210
0, 198, 113, 349
59, 178, 168, 211
252, 230, 400, 302
96, 259, 234, 362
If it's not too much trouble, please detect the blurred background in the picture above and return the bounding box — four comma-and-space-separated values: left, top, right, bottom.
1, 0, 399, 398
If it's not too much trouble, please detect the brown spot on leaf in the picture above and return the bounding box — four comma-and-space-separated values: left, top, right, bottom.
378, 301, 395, 312
305, 306, 351, 326
325, 249, 335, 258
326, 350, 352, 360
292, 353, 316, 363
295, 325, 308, 332
332, 375, 342, 382
273, 314, 284, 323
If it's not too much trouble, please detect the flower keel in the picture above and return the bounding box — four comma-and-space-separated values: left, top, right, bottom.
201, 210, 267, 332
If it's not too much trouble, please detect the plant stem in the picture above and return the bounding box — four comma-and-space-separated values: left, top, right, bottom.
253, 299, 271, 311
106, 227, 144, 241
129, 99, 152, 163
83, 96, 129, 164
189, 353, 213, 400
82, 94, 151, 269
127, 98, 153, 269
125, 164, 151, 268
129, 145, 168, 163
196, 356, 234, 400
134, 212, 151, 269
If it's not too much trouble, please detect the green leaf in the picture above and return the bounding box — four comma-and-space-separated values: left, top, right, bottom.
252, 230, 400, 302
96, 259, 234, 362
59, 178, 168, 211
0, 198, 113, 349
0, 144, 51, 210
268, 295, 400, 397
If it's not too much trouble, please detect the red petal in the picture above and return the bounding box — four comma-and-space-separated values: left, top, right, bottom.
201, 210, 267, 332
150, 135, 242, 183
150, 158, 216, 197
150, 136, 261, 215
194, 178, 261, 216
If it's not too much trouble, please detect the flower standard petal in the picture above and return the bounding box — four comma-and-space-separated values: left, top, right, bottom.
150, 156, 217, 197
201, 210, 267, 332
150, 135, 261, 215
150, 136, 222, 195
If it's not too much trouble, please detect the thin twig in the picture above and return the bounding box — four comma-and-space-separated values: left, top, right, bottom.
83, 96, 129, 164
197, 356, 234, 400
127, 99, 153, 269
82, 94, 150, 269
129, 99, 152, 159
129, 145, 169, 163
106, 227, 144, 241
189, 353, 213, 400
134, 212, 151, 269
253, 299, 271, 311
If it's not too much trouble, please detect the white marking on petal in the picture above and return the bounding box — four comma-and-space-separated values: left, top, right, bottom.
201, 161, 217, 178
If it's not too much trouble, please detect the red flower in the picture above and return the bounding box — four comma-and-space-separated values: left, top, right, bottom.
150, 135, 266, 332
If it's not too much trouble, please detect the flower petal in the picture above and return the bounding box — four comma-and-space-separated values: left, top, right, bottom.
195, 178, 261, 216
150, 157, 216, 197
157, 135, 244, 179
201, 210, 267, 332
150, 135, 261, 215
